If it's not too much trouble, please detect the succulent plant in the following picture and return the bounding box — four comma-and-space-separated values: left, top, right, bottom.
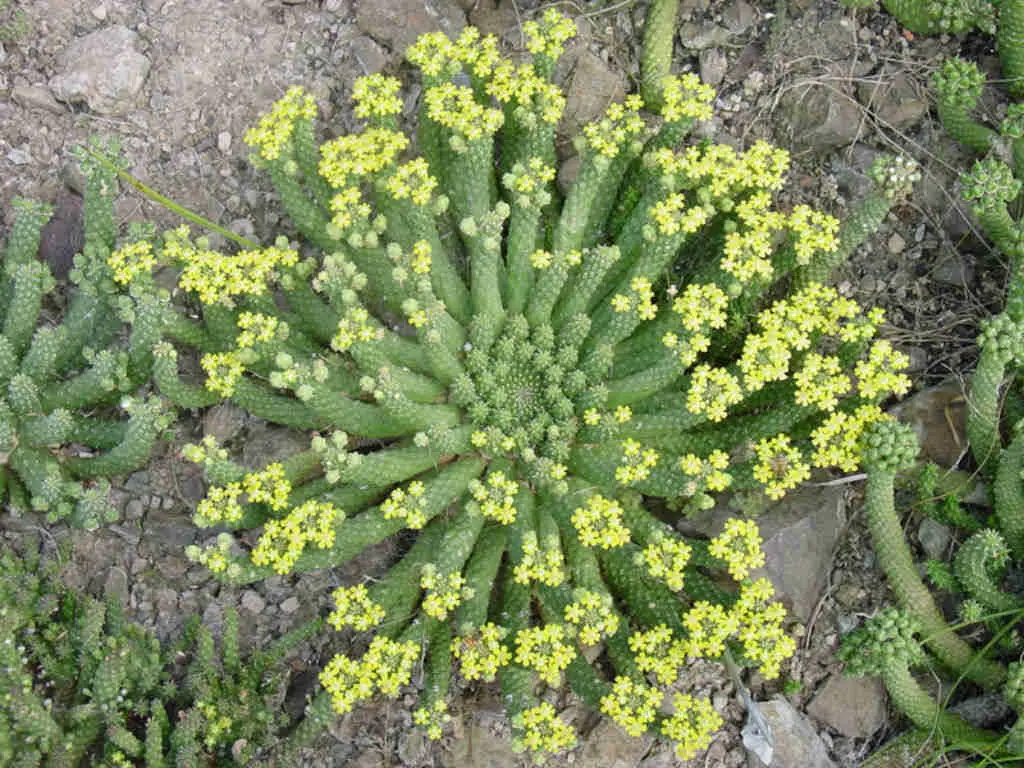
0, 140, 173, 530
101, 10, 920, 761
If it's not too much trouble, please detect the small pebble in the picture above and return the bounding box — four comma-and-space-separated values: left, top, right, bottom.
92, 3, 107, 20
887, 232, 906, 254
280, 596, 300, 614
124, 499, 145, 520
217, 131, 232, 153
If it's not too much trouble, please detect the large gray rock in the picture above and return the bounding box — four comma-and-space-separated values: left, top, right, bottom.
356, 0, 465, 54
50, 26, 151, 115
806, 674, 887, 738
561, 50, 629, 136
747, 697, 835, 768
856, 67, 928, 131
778, 83, 863, 153
678, 484, 846, 622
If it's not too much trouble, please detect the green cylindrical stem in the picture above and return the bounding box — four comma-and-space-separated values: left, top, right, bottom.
881, 663, 999, 748
953, 530, 1024, 613
64, 398, 168, 479
419, 618, 454, 712
599, 544, 685, 632
999, 0, 1024, 98
604, 355, 683, 406
973, 204, 1021, 257
640, 0, 680, 109
453, 525, 507, 631
292, 118, 334, 211
936, 101, 996, 154
152, 343, 221, 409
38, 351, 128, 412
266, 160, 336, 251
4, 262, 52, 356
504, 207, 541, 315
864, 466, 1005, 689
966, 345, 1006, 475
230, 378, 320, 429
996, 433, 1024, 558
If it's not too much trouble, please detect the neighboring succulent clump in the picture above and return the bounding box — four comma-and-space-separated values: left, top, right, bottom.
0, 542, 319, 767
103, 11, 917, 761
844, 267, 1024, 761
0, 140, 173, 530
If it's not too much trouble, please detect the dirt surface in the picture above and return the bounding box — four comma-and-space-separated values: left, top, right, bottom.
1, 0, 1018, 765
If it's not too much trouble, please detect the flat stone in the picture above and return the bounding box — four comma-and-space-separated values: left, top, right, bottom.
280, 596, 300, 614
203, 402, 248, 444
103, 566, 130, 607
347, 35, 389, 75
918, 518, 952, 560
441, 713, 519, 768
12, 85, 65, 114
50, 26, 151, 115
356, 0, 464, 54
779, 83, 864, 153
856, 68, 928, 131
806, 674, 887, 738
578, 718, 652, 768
699, 47, 728, 87
887, 232, 906, 254
748, 696, 836, 768
241, 589, 266, 614
723, 0, 758, 34
889, 379, 966, 468
679, 21, 731, 50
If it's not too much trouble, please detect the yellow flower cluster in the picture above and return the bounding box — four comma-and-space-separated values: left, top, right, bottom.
657, 141, 789, 200
753, 434, 812, 500
679, 451, 732, 495
329, 186, 372, 232
200, 351, 245, 397
186, 532, 235, 573
108, 240, 157, 284
195, 700, 233, 750
242, 462, 291, 510
236, 312, 281, 348
468, 471, 519, 524
709, 518, 765, 580
169, 238, 298, 307
682, 601, 739, 658
523, 8, 577, 59
611, 277, 657, 321
250, 499, 340, 575
614, 405, 633, 423
424, 83, 504, 143
686, 365, 742, 422
661, 694, 723, 761
503, 157, 556, 200
721, 226, 776, 283
319, 636, 419, 714
513, 532, 565, 585
413, 699, 451, 741
571, 494, 632, 547
421, 565, 468, 620
564, 590, 619, 645
195, 482, 244, 525
451, 622, 512, 681
384, 158, 438, 206
319, 128, 408, 187
513, 703, 578, 761
639, 533, 692, 591
405, 31, 458, 77
731, 578, 794, 680
794, 353, 851, 411
855, 340, 911, 399
615, 440, 660, 486
351, 73, 403, 119
788, 204, 840, 264
181, 434, 229, 468
381, 480, 429, 529
452, 26, 500, 79
649, 193, 710, 237
243, 85, 317, 161
486, 62, 566, 124
599, 676, 663, 737
331, 306, 377, 352
810, 404, 885, 472
662, 283, 729, 365
629, 624, 686, 684
327, 584, 386, 631
387, 239, 433, 285
514, 623, 577, 686
660, 73, 716, 122
583, 96, 646, 159
738, 331, 791, 392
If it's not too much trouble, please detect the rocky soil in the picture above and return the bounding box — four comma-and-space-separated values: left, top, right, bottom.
1, 0, 1018, 766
